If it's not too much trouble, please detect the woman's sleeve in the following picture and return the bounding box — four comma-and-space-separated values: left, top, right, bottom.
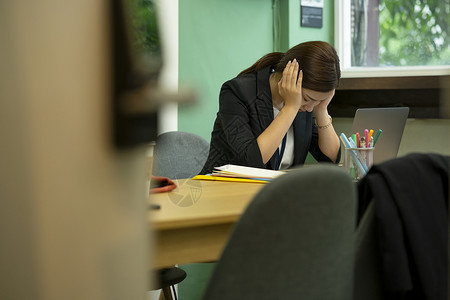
308, 116, 341, 164
217, 83, 266, 168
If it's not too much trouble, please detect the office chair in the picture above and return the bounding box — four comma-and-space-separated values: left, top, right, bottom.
202, 165, 357, 300
356, 153, 449, 300
152, 131, 210, 180
151, 131, 210, 300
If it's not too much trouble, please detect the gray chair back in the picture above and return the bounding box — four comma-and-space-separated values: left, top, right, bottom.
152, 131, 210, 179
203, 165, 357, 300
353, 202, 384, 300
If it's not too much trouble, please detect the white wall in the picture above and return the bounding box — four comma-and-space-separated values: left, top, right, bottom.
156, 0, 179, 134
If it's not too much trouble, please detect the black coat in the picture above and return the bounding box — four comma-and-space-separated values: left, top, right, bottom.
358, 153, 449, 300
200, 65, 339, 174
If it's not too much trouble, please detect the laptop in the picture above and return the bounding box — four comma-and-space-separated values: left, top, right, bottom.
350, 107, 409, 164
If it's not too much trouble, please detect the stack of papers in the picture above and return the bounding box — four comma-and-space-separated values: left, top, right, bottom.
213, 164, 285, 180
192, 164, 285, 183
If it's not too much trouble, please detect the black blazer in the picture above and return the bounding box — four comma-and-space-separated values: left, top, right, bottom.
200, 65, 339, 174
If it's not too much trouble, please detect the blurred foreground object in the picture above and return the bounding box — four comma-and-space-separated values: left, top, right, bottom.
0, 1, 149, 299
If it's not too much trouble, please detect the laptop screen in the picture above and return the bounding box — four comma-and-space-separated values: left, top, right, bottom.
350, 107, 409, 164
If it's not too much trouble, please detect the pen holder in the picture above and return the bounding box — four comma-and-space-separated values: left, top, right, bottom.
343, 145, 374, 180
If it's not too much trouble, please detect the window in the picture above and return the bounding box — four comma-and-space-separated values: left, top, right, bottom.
335, 0, 450, 75
127, 0, 162, 73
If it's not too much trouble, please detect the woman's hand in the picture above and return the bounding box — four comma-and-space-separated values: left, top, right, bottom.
278, 59, 303, 111
313, 89, 335, 116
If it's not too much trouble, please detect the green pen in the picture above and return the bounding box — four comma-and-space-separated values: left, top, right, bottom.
351, 134, 357, 146
373, 129, 382, 146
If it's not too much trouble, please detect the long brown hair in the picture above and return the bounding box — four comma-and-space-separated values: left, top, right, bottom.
238, 41, 341, 92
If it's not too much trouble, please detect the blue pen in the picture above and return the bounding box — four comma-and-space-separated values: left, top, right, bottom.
340, 133, 367, 176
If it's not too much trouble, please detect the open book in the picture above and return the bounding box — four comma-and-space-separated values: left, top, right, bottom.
212, 164, 285, 180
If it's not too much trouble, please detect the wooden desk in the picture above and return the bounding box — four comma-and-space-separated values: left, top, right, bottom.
149, 179, 265, 269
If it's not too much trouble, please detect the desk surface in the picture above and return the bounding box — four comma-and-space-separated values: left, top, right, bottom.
149, 179, 265, 268
150, 179, 266, 229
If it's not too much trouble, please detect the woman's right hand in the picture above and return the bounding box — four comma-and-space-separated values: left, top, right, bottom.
277, 59, 303, 111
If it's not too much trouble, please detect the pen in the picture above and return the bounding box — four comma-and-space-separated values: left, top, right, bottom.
368, 129, 374, 141
347, 137, 357, 178
360, 137, 367, 167
351, 134, 357, 146
373, 129, 382, 146
364, 129, 369, 148
356, 132, 360, 148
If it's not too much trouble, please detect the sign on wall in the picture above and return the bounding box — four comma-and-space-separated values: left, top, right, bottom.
301, 0, 323, 28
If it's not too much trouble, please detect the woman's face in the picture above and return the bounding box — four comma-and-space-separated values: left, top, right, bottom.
299, 88, 335, 112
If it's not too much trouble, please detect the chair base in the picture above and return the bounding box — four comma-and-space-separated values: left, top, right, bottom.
153, 267, 187, 300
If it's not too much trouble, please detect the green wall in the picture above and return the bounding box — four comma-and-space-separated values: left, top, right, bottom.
178, 0, 335, 141
178, 0, 273, 140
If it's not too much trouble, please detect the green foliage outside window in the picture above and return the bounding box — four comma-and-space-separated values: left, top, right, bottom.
379, 0, 450, 66
128, 0, 161, 58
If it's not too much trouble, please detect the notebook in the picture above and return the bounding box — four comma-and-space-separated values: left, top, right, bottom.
350, 107, 409, 164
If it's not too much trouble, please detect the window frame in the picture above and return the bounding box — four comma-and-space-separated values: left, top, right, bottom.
334, 0, 450, 78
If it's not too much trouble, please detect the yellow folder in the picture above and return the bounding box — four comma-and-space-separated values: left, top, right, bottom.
192, 175, 269, 184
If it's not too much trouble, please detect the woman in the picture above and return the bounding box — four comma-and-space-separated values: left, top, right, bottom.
200, 41, 341, 174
